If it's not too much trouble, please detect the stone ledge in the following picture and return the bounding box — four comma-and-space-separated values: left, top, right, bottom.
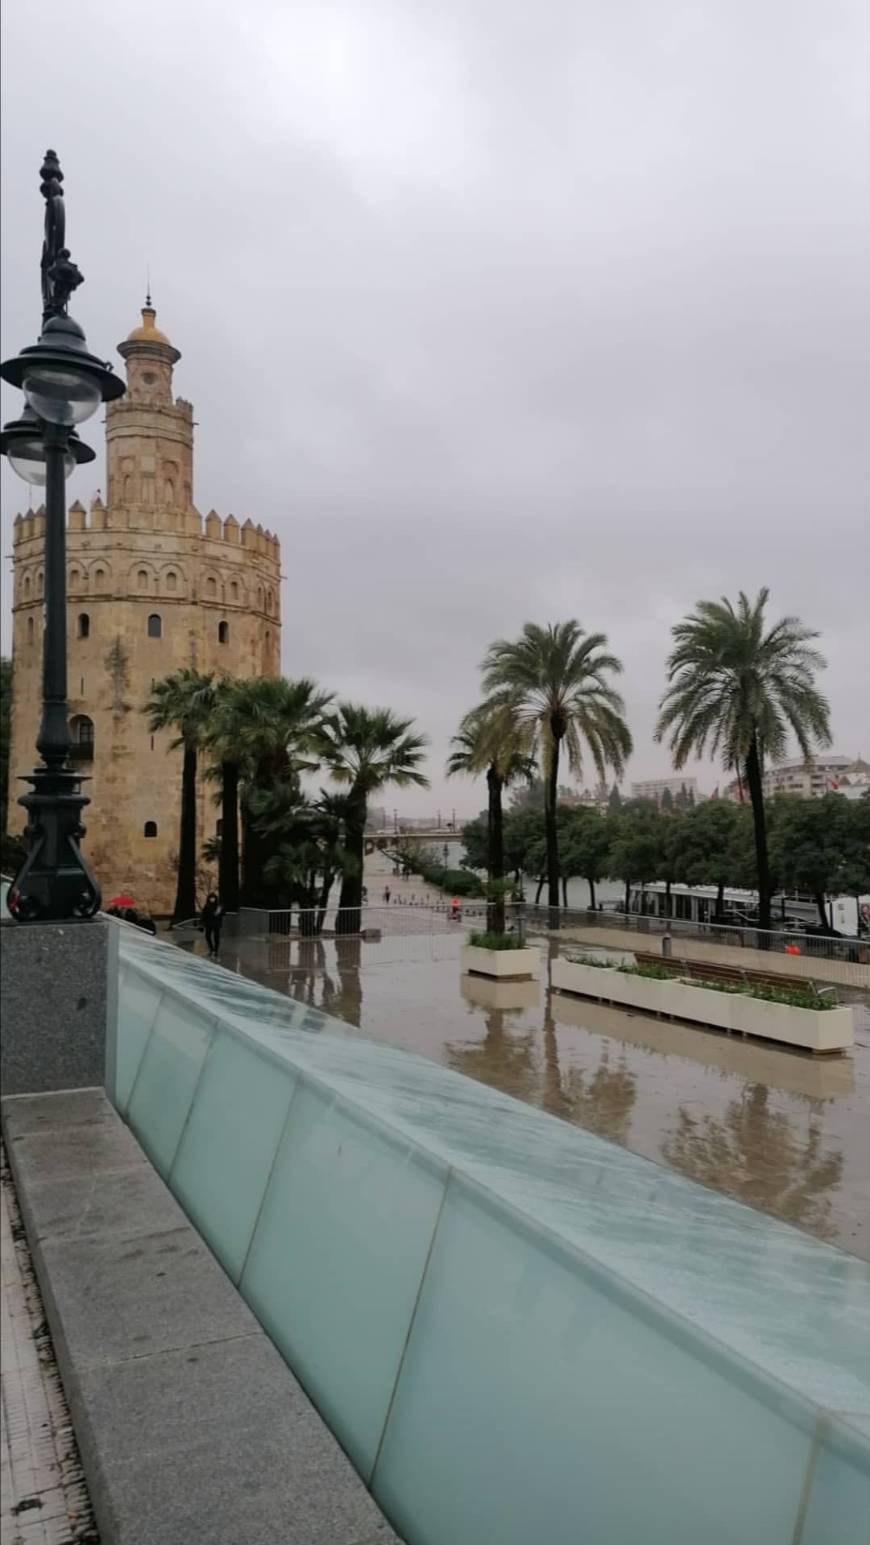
2, 1089, 402, 1545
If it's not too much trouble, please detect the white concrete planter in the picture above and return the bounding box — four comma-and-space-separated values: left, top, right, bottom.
729, 995, 853, 1053
551, 957, 854, 1053
461, 944, 540, 980
662, 979, 733, 1032
551, 957, 663, 1013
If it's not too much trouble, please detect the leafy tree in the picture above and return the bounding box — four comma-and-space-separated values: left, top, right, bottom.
673, 800, 754, 915
769, 794, 861, 928
660, 786, 674, 813
607, 805, 662, 912
482, 621, 631, 923
316, 703, 428, 933
656, 589, 831, 934
558, 807, 611, 911
144, 669, 217, 922
607, 782, 623, 812
447, 701, 534, 932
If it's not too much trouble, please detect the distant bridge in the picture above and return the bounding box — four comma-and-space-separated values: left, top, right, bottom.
365, 828, 462, 850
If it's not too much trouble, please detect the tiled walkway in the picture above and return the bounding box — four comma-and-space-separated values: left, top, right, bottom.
0, 1150, 97, 1543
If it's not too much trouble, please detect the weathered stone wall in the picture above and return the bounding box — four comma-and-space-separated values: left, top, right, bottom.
6, 307, 281, 914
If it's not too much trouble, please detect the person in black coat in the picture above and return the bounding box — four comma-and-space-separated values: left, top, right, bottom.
201, 893, 225, 956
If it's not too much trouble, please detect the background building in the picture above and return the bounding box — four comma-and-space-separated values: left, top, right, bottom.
723, 755, 868, 802
630, 776, 700, 806
8, 302, 281, 913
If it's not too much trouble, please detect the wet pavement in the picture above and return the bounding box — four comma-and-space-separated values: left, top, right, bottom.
177, 924, 870, 1261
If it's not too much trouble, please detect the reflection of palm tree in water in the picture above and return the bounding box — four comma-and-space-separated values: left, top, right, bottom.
661, 1083, 844, 1242
295, 938, 335, 1009
446, 1006, 538, 1106
333, 937, 363, 1028
542, 1010, 637, 1142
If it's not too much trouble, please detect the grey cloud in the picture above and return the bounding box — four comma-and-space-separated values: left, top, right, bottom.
2, 0, 868, 812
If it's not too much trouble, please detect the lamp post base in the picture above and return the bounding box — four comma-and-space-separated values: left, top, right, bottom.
7, 765, 101, 922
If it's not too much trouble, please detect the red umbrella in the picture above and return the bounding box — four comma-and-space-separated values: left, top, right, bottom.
108, 893, 136, 908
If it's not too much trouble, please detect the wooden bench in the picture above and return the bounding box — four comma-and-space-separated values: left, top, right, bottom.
633, 951, 835, 1000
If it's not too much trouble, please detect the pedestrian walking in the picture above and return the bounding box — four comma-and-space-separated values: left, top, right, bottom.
383, 885, 391, 905
201, 892, 225, 956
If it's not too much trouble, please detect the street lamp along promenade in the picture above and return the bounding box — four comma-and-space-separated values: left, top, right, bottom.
1, 151, 124, 922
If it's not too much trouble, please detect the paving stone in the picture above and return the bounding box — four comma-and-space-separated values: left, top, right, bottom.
35, 1227, 259, 1372
0, 1087, 109, 1136
4, 1118, 147, 1188
15, 1164, 188, 1247
73, 1337, 401, 1544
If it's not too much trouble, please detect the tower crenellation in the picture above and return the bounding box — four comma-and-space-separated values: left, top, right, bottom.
8, 299, 282, 913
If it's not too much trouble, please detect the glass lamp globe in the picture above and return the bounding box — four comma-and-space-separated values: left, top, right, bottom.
7, 434, 75, 484
22, 366, 102, 426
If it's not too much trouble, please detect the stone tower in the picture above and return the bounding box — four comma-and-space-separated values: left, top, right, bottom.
8, 301, 282, 913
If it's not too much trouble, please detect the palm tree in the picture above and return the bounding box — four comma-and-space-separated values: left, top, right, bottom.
446, 702, 534, 933
211, 676, 332, 907
144, 668, 216, 922
202, 676, 243, 913
655, 589, 831, 934
316, 703, 428, 933
482, 621, 632, 923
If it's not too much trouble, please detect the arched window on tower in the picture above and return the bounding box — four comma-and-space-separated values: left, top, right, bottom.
144, 821, 158, 838
166, 570, 178, 593
36, 570, 44, 597
229, 581, 239, 604
24, 575, 31, 600
27, 617, 35, 643
206, 576, 217, 599
69, 715, 94, 762
147, 614, 162, 638
69, 566, 81, 591
218, 620, 229, 644
77, 613, 90, 639
137, 568, 149, 590
164, 480, 174, 505
94, 566, 107, 592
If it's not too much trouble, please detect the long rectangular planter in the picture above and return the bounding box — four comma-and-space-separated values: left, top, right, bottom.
551, 957, 854, 1053
461, 944, 540, 980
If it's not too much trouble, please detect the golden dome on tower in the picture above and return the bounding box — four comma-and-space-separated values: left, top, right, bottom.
125, 299, 172, 346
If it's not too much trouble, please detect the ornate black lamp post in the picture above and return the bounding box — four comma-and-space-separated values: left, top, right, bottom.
1, 151, 124, 922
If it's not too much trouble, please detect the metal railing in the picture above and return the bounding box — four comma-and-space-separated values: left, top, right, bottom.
519, 903, 870, 966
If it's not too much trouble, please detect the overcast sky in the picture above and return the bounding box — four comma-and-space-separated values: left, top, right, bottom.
2, 0, 868, 815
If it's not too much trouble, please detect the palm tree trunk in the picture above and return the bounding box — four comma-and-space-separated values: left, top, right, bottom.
745, 736, 772, 941
562, 877, 568, 908
218, 760, 240, 912
173, 742, 198, 923
337, 793, 366, 934
545, 733, 561, 926
664, 879, 672, 919
588, 876, 597, 912
815, 893, 829, 929
535, 874, 545, 905
487, 767, 506, 934
241, 793, 275, 909
624, 878, 631, 912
